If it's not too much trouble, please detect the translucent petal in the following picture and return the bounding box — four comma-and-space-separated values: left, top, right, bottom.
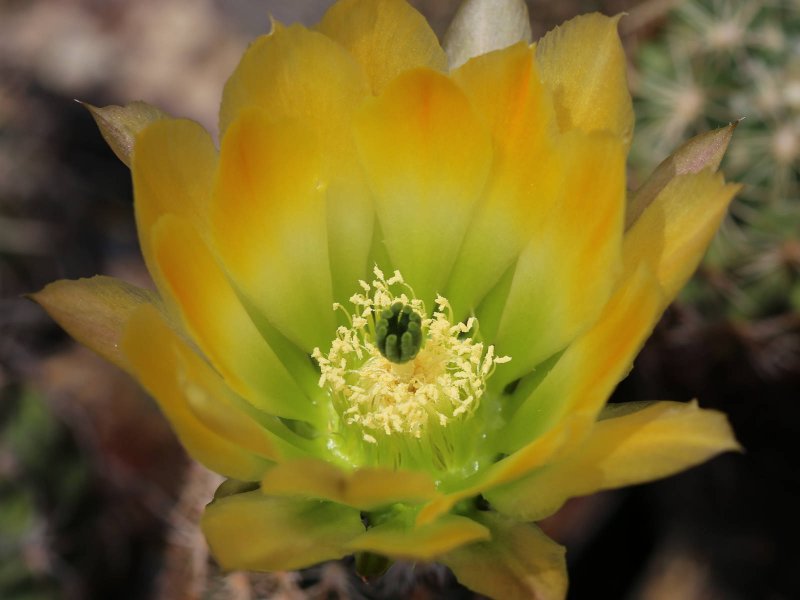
499, 264, 663, 452
536, 13, 633, 146
624, 170, 741, 306
487, 401, 741, 520
202, 491, 365, 571
131, 118, 217, 293
212, 111, 334, 352
317, 0, 446, 94
446, 43, 560, 318
150, 214, 321, 423
85, 101, 168, 167
440, 512, 567, 600
122, 305, 273, 480
354, 68, 492, 305
490, 130, 626, 385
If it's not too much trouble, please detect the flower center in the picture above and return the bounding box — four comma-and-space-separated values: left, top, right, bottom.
312, 267, 509, 470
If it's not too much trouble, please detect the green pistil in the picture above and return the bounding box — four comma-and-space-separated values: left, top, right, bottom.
375, 302, 423, 363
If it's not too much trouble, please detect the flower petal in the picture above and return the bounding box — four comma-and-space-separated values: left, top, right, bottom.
489, 130, 626, 385
217, 22, 374, 301
122, 304, 274, 480
354, 68, 492, 305
131, 118, 217, 286
347, 513, 490, 560
260, 458, 437, 511
150, 214, 322, 424
499, 263, 663, 453
317, 0, 446, 94
30, 276, 158, 371
536, 13, 633, 146
487, 401, 741, 521
440, 512, 567, 600
445, 43, 560, 318
212, 111, 334, 352
624, 169, 741, 305
219, 22, 368, 137
202, 491, 365, 571
85, 101, 168, 167
443, 0, 532, 70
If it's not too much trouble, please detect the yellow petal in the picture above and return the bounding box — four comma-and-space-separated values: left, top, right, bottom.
491, 130, 626, 384
122, 305, 273, 480
150, 214, 321, 424
85, 101, 168, 167
317, 0, 447, 94
487, 401, 741, 521
536, 13, 633, 146
30, 276, 158, 371
202, 491, 365, 571
260, 458, 437, 510
131, 118, 217, 289
446, 43, 560, 317
218, 22, 375, 301
354, 68, 492, 305
212, 111, 334, 352
440, 513, 567, 600
347, 513, 490, 560
624, 169, 741, 306
219, 22, 368, 137
500, 264, 663, 452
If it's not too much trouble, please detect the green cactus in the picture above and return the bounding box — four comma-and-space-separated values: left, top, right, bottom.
631, 0, 800, 332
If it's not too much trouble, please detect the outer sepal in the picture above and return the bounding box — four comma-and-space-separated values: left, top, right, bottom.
83, 101, 168, 167
440, 511, 567, 600
444, 0, 532, 69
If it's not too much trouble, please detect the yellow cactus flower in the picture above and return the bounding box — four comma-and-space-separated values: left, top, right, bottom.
33, 0, 742, 598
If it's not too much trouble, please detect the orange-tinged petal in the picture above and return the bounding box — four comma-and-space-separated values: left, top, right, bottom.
260, 458, 437, 510
202, 491, 365, 571
131, 118, 217, 290
347, 513, 490, 560
212, 111, 334, 352
30, 276, 158, 372
219, 22, 374, 302
441, 512, 567, 600
122, 305, 273, 480
624, 169, 741, 306
150, 214, 321, 424
219, 22, 369, 137
354, 68, 492, 306
446, 43, 561, 317
487, 401, 741, 521
536, 13, 633, 146
490, 130, 626, 385
317, 0, 447, 94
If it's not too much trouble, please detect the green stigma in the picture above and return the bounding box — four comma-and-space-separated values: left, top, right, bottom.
375, 302, 423, 363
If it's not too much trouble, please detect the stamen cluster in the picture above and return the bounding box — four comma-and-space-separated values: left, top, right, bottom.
312, 267, 510, 450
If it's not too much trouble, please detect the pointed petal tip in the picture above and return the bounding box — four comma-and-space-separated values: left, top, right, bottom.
84, 100, 169, 167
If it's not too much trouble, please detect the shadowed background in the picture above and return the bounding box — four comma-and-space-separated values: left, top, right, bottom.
1, 0, 798, 598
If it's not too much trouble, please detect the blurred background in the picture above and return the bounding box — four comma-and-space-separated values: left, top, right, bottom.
1, 0, 798, 598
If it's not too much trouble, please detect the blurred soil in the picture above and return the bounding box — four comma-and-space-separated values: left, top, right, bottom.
1, 0, 798, 599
